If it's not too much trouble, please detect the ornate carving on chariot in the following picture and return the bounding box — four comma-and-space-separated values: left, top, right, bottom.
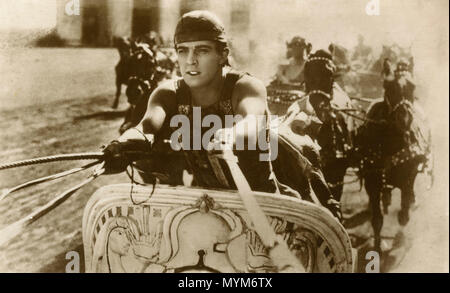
83, 184, 354, 273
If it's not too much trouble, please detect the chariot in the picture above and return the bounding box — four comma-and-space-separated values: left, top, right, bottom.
0, 146, 354, 273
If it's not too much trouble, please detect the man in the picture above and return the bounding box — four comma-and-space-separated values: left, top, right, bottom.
103, 11, 340, 219
104, 10, 276, 191
351, 34, 373, 69
271, 36, 312, 86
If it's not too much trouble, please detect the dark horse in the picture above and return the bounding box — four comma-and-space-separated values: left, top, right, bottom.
303, 49, 356, 202
112, 34, 176, 110
354, 60, 432, 252
119, 43, 160, 134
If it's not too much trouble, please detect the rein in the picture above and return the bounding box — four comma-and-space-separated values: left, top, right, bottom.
0, 160, 101, 201
0, 164, 104, 247
307, 89, 332, 100
0, 152, 104, 171
333, 108, 387, 125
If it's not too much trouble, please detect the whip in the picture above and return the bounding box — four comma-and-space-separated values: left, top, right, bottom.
0, 152, 104, 171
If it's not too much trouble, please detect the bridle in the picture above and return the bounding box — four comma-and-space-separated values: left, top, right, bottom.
128, 75, 153, 91
305, 55, 389, 128
391, 98, 413, 114
306, 89, 332, 100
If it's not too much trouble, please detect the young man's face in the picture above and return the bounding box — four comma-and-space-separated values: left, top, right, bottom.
176, 40, 227, 89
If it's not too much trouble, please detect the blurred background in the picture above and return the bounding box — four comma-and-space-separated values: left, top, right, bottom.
1, 0, 448, 82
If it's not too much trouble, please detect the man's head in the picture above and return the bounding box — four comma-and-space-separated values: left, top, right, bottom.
174, 10, 230, 88
286, 36, 311, 60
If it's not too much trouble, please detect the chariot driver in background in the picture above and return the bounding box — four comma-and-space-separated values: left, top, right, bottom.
101, 10, 341, 219
351, 34, 374, 70
271, 36, 312, 87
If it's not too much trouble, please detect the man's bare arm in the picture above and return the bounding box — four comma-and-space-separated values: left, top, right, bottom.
118, 81, 176, 142
231, 75, 269, 142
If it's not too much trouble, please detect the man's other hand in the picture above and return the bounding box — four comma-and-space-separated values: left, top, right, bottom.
102, 139, 152, 174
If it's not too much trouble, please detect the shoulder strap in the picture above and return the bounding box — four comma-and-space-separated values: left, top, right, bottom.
174, 79, 191, 114
221, 69, 246, 102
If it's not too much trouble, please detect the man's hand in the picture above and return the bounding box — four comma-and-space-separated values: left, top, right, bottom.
119, 122, 134, 135
207, 128, 235, 153
290, 112, 312, 136
102, 139, 153, 174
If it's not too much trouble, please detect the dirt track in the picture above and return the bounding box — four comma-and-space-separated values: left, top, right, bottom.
0, 48, 447, 273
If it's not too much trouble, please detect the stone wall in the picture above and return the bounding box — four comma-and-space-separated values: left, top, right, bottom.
56, 0, 82, 46
55, 0, 251, 48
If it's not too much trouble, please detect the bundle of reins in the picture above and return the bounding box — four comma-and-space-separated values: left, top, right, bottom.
0, 132, 154, 247
0, 132, 305, 272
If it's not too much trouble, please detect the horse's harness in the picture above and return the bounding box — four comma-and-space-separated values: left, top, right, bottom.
304, 53, 432, 190
125, 46, 160, 103
391, 98, 413, 113
126, 76, 154, 105
306, 56, 337, 73
307, 89, 332, 100
304, 55, 414, 189
304, 56, 353, 161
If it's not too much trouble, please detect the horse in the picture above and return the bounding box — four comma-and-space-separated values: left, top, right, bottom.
303, 49, 356, 202
112, 36, 134, 109
119, 43, 159, 134
354, 60, 432, 252
112, 33, 176, 110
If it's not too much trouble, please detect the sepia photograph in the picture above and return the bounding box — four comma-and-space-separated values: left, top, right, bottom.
0, 0, 448, 274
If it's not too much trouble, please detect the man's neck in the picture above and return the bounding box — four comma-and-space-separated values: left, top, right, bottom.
190, 68, 226, 107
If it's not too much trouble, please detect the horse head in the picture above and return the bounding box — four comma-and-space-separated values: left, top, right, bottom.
383, 60, 417, 143
113, 36, 132, 60
113, 36, 130, 49
304, 49, 336, 123
384, 59, 416, 106
125, 44, 158, 105
391, 100, 415, 138
126, 76, 152, 105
